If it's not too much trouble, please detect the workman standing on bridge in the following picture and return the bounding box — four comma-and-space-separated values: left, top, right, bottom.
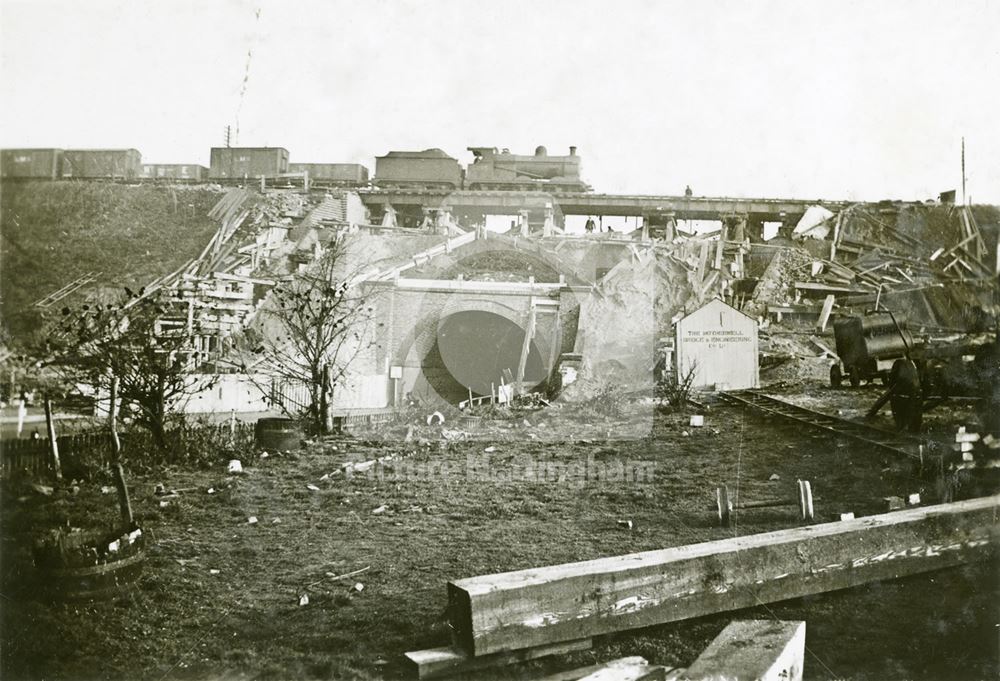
585, 217, 596, 233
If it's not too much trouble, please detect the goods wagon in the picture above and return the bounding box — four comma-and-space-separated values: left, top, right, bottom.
373, 148, 463, 190
61, 149, 142, 180
465, 145, 590, 191
288, 163, 369, 185
209, 147, 289, 179
141, 164, 209, 181
1, 148, 63, 179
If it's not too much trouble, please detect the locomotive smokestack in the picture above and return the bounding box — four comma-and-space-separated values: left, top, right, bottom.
569, 146, 577, 156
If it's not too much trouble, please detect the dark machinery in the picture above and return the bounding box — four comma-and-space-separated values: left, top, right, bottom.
830, 312, 913, 387
832, 311, 999, 435
865, 338, 1000, 434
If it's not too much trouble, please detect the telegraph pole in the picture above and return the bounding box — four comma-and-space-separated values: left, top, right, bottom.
961, 137, 967, 205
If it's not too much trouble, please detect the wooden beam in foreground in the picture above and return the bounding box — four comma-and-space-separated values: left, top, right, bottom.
681, 620, 804, 681
448, 496, 999, 656
404, 638, 591, 679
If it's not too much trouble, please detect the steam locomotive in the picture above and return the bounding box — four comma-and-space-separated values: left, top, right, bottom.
372, 145, 591, 192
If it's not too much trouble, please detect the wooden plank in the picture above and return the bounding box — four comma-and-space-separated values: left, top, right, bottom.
447, 496, 999, 656
808, 336, 838, 361
404, 638, 591, 679
695, 241, 709, 284
793, 281, 860, 295
515, 304, 537, 393
579, 658, 666, 681
536, 657, 657, 681
683, 620, 804, 681
816, 294, 835, 332
698, 270, 719, 300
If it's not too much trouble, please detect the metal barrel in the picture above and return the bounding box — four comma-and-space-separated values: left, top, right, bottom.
254, 417, 303, 451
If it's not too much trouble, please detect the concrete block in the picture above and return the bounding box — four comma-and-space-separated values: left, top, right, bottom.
907, 493, 921, 506
682, 620, 805, 681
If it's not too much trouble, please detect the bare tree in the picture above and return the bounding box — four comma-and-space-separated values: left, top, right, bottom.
50, 288, 215, 448
237, 236, 376, 433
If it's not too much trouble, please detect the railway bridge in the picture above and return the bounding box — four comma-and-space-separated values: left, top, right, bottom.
359, 189, 856, 237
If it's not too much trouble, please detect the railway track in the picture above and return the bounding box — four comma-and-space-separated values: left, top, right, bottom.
719, 390, 928, 462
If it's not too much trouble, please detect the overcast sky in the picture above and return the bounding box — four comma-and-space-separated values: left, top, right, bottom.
2, 0, 997, 203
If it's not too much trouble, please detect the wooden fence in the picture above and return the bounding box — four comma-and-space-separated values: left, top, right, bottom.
1, 422, 254, 480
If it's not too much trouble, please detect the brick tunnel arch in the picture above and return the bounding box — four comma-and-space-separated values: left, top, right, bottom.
394, 296, 552, 405
413, 235, 592, 287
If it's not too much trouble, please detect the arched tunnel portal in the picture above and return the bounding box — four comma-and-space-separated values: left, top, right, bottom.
396, 297, 558, 406
425, 310, 546, 402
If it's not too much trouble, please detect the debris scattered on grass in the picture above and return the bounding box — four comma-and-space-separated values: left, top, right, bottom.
227, 459, 243, 474
769, 473, 781, 481
247, 516, 258, 525
484, 446, 497, 453
689, 415, 704, 427
883, 496, 905, 511
426, 411, 445, 426
353, 582, 364, 592
617, 519, 634, 530
298, 594, 309, 606
306, 484, 320, 492
306, 565, 371, 589
209, 569, 220, 575
372, 505, 387, 515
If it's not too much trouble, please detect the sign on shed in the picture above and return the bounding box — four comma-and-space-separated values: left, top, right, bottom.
675, 298, 758, 390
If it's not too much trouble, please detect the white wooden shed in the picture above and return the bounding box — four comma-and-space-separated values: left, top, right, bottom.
675, 298, 759, 390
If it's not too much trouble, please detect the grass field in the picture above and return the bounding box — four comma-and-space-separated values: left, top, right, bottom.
2, 394, 996, 681
0, 181, 222, 343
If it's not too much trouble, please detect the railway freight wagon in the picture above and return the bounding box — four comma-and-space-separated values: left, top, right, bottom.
465, 145, 590, 191
288, 163, 369, 186
60, 149, 142, 180
373, 148, 463, 189
209, 147, 288, 180
141, 164, 209, 181
1, 148, 64, 179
